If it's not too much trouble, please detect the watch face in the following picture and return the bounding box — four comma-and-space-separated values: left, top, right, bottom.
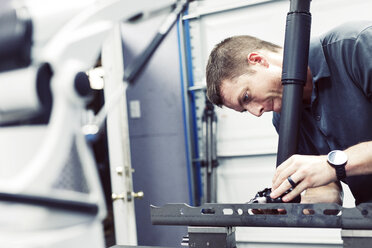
328, 150, 348, 166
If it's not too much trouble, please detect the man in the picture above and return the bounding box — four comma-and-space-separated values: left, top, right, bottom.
206, 21, 372, 205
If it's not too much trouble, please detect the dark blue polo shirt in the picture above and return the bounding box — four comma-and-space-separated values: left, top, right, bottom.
273, 21, 372, 205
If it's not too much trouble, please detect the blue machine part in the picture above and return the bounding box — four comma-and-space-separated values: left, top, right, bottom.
177, 15, 202, 206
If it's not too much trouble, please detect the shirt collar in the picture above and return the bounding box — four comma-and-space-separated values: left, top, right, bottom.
309, 37, 331, 82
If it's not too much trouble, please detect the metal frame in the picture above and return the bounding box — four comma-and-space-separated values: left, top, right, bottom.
178, 9, 203, 206
151, 203, 372, 247
183, 0, 287, 21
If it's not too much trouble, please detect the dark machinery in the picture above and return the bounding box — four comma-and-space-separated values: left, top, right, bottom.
248, 188, 301, 204
276, 0, 312, 166
151, 202, 372, 248
201, 98, 218, 204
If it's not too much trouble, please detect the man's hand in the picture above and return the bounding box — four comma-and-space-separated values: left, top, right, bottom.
301, 183, 343, 215
301, 183, 343, 204
248, 188, 299, 215
270, 154, 337, 202
251, 183, 342, 215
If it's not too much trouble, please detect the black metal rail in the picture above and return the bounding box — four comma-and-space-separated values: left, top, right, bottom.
0, 192, 99, 215
151, 203, 372, 229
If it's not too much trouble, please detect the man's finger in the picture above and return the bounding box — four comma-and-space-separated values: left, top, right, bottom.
271, 173, 301, 199
278, 208, 287, 214
281, 182, 306, 202
273, 156, 294, 180
270, 180, 291, 199
272, 165, 298, 190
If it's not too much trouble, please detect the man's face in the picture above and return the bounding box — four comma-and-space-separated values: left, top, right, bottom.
220, 60, 283, 117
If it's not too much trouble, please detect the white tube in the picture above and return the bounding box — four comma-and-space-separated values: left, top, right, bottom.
0, 66, 41, 123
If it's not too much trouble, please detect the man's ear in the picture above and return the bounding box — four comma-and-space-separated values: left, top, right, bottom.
247, 52, 269, 67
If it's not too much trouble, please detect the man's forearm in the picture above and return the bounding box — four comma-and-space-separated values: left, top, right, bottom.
270, 141, 372, 202
345, 141, 372, 177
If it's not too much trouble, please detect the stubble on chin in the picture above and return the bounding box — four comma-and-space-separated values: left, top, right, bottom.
273, 98, 282, 113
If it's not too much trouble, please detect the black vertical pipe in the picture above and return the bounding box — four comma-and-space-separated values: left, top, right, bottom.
202, 99, 218, 203
276, 0, 312, 166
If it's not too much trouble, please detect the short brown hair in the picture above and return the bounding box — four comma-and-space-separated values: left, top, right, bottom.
206, 35, 281, 107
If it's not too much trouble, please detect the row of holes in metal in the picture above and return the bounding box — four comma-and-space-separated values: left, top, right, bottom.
198, 208, 342, 216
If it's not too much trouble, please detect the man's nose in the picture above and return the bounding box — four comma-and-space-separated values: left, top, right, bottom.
247, 104, 264, 117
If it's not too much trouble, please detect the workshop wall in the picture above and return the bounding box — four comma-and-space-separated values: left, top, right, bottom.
120, 13, 189, 247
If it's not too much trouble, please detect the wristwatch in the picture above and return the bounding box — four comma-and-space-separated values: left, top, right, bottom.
327, 150, 348, 181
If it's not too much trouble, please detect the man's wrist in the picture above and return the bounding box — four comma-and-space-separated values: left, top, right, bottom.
322, 155, 337, 182
327, 150, 348, 181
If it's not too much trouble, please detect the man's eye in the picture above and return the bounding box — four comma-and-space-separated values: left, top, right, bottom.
243, 93, 250, 103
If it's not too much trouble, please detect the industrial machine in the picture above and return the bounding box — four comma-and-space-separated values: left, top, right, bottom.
0, 0, 187, 246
